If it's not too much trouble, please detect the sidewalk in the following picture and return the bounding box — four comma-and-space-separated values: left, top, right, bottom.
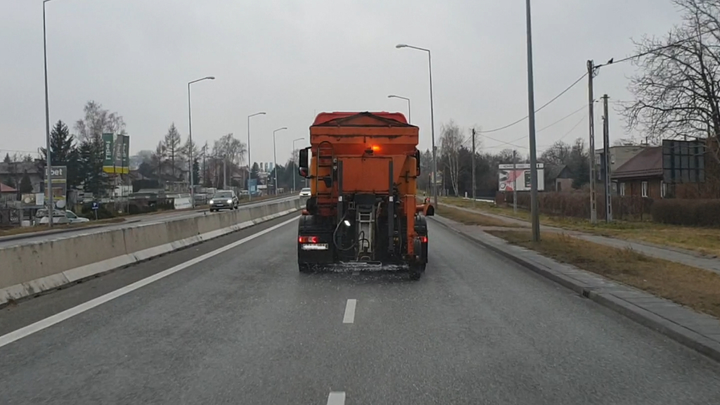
439, 202, 720, 275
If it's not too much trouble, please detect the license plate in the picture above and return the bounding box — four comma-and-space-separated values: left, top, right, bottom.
301, 243, 329, 250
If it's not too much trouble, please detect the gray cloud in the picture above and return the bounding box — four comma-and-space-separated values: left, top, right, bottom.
1, 0, 682, 163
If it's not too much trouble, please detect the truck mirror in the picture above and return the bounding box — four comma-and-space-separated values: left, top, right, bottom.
298, 148, 309, 178
415, 150, 421, 175
299, 148, 309, 169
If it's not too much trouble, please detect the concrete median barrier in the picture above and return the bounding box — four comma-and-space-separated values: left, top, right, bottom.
0, 198, 300, 306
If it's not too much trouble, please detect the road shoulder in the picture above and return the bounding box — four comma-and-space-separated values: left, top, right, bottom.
430, 213, 720, 362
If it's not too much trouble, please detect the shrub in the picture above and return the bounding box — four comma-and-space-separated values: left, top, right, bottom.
496, 191, 653, 221
79, 203, 115, 220
652, 199, 720, 227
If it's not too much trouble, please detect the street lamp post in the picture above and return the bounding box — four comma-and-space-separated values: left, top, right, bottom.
187, 76, 215, 208
273, 127, 288, 195
43, 0, 53, 227
396, 43, 437, 208
247, 112, 266, 201
292, 137, 305, 192
388, 95, 411, 123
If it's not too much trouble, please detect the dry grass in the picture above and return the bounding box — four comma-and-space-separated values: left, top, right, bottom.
488, 230, 720, 319
441, 196, 720, 257
440, 205, 524, 228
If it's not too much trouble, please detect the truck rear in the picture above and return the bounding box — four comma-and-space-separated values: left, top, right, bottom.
296, 111, 434, 280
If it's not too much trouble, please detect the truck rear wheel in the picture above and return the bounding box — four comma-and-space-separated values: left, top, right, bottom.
409, 265, 423, 280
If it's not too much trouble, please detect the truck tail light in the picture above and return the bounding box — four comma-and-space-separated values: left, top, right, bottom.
421, 236, 428, 243
298, 236, 319, 243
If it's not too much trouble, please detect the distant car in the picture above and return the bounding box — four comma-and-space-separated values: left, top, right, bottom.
299, 187, 311, 197
36, 209, 89, 225
209, 190, 239, 212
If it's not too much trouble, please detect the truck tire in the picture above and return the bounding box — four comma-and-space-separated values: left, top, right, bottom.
409, 264, 423, 281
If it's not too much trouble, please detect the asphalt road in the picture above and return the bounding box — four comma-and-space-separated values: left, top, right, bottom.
0, 195, 297, 249
1, 214, 720, 404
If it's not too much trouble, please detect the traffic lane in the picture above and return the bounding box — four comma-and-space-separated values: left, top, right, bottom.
0, 214, 357, 404
3, 214, 719, 404
0, 212, 301, 336
0, 195, 297, 249
311, 220, 720, 404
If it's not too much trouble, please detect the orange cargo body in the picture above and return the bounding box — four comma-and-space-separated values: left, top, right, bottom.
297, 111, 432, 280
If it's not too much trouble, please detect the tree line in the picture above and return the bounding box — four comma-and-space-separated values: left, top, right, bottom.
417, 119, 598, 198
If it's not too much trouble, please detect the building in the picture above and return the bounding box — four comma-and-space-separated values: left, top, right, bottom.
594, 145, 648, 181
0, 161, 43, 193
611, 146, 667, 199
544, 164, 573, 192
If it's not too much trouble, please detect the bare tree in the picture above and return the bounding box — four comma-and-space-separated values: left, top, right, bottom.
212, 133, 247, 166
163, 123, 182, 179
439, 120, 466, 196
540, 141, 572, 166
74, 101, 126, 144
152, 141, 167, 182
623, 0, 720, 161
210, 133, 248, 188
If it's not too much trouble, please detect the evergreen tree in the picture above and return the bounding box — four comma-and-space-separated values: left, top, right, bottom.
38, 120, 81, 198
19, 171, 33, 193
192, 158, 200, 186
78, 140, 110, 196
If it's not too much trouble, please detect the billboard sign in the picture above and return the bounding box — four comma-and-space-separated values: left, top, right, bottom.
103, 133, 130, 174
662, 139, 705, 184
498, 163, 545, 192
44, 165, 68, 206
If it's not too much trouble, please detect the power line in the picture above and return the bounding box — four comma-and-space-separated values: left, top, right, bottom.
481, 133, 527, 150
486, 103, 586, 148
537, 104, 586, 133
483, 72, 588, 134
597, 29, 717, 68
556, 115, 586, 142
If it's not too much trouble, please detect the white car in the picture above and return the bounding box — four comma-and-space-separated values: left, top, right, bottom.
299, 187, 311, 197
36, 209, 90, 225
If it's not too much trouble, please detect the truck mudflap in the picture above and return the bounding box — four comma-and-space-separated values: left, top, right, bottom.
297, 215, 334, 272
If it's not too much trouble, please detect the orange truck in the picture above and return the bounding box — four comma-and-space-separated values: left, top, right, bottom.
296, 111, 434, 280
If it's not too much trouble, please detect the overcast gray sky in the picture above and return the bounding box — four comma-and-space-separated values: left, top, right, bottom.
1, 0, 682, 164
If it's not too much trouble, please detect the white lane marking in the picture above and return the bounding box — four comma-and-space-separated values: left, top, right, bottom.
343, 299, 357, 324
0, 216, 299, 349
327, 391, 346, 405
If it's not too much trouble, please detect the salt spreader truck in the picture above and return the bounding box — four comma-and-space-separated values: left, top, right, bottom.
296, 111, 434, 280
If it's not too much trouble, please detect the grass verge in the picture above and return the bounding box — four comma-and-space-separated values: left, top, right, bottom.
440, 205, 524, 228
487, 230, 720, 319
441, 197, 720, 257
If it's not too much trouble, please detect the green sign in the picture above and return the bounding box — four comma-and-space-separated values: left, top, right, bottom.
103, 133, 130, 174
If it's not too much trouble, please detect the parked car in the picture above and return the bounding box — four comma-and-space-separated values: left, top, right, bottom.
209, 190, 239, 212
35, 209, 90, 225
299, 187, 311, 197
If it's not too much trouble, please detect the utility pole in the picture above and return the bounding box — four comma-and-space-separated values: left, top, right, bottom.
471, 128, 476, 207
602, 94, 612, 222
525, 0, 540, 242
223, 158, 227, 190
587, 60, 598, 224
201, 143, 207, 189
513, 150, 518, 214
